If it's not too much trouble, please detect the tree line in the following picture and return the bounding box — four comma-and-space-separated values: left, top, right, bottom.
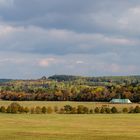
1, 102, 140, 114
1, 84, 140, 102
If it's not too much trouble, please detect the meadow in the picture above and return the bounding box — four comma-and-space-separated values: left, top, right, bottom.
0, 114, 140, 140
0, 101, 140, 140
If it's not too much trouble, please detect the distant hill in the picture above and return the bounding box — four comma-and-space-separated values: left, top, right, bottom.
48, 75, 85, 81
0, 79, 12, 83
48, 75, 140, 85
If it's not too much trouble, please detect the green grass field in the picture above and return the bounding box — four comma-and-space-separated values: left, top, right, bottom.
0, 114, 140, 140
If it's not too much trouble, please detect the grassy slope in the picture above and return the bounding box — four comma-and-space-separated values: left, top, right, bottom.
0, 114, 140, 140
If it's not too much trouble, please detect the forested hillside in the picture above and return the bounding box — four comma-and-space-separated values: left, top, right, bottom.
0, 79, 12, 83
0, 75, 140, 102
49, 75, 140, 85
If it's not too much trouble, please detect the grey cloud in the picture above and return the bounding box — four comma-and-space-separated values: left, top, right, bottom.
0, 0, 140, 77
0, 25, 138, 55
0, 0, 139, 34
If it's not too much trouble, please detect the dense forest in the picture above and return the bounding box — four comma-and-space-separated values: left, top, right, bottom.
0, 75, 140, 102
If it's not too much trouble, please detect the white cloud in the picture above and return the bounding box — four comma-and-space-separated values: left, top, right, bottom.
117, 6, 140, 34
130, 7, 140, 14
76, 61, 84, 64
104, 37, 136, 46
38, 58, 56, 67
0, 58, 25, 64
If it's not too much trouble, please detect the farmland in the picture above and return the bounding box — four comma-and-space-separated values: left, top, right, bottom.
0, 113, 140, 140
0, 101, 140, 139
0, 75, 140, 139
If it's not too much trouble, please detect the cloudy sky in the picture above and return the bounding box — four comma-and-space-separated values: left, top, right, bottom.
0, 0, 140, 78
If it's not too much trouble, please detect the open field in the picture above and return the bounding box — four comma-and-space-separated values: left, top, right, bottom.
0, 114, 140, 140
0, 101, 139, 108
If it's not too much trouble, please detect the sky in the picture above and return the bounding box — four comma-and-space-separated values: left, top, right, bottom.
0, 0, 140, 78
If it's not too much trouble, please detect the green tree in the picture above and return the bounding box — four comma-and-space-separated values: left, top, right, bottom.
77, 105, 84, 114
7, 102, 21, 113
0, 106, 6, 113
42, 106, 47, 114
83, 107, 89, 114
134, 106, 140, 113
35, 106, 42, 114
111, 107, 118, 113
122, 108, 128, 113
18, 106, 24, 113
94, 107, 100, 113
100, 107, 105, 114
105, 108, 111, 114
6, 106, 11, 113
89, 109, 93, 114
11, 106, 18, 113
64, 105, 72, 113
24, 107, 29, 113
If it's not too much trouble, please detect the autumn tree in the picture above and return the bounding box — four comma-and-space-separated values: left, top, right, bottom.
42, 106, 47, 114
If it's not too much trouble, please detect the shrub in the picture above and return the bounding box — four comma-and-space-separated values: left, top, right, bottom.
7, 102, 21, 113
35, 106, 42, 114
42, 106, 47, 114
0, 106, 6, 113
64, 105, 72, 113
77, 105, 83, 114
10, 102, 21, 108
100, 107, 105, 114
11, 106, 18, 113
6, 106, 11, 113
77, 105, 87, 114
134, 106, 140, 113
24, 107, 29, 113
122, 108, 128, 113
18, 106, 24, 113
111, 107, 118, 113
105, 108, 111, 114
94, 107, 100, 113
83, 107, 89, 114
89, 109, 93, 114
